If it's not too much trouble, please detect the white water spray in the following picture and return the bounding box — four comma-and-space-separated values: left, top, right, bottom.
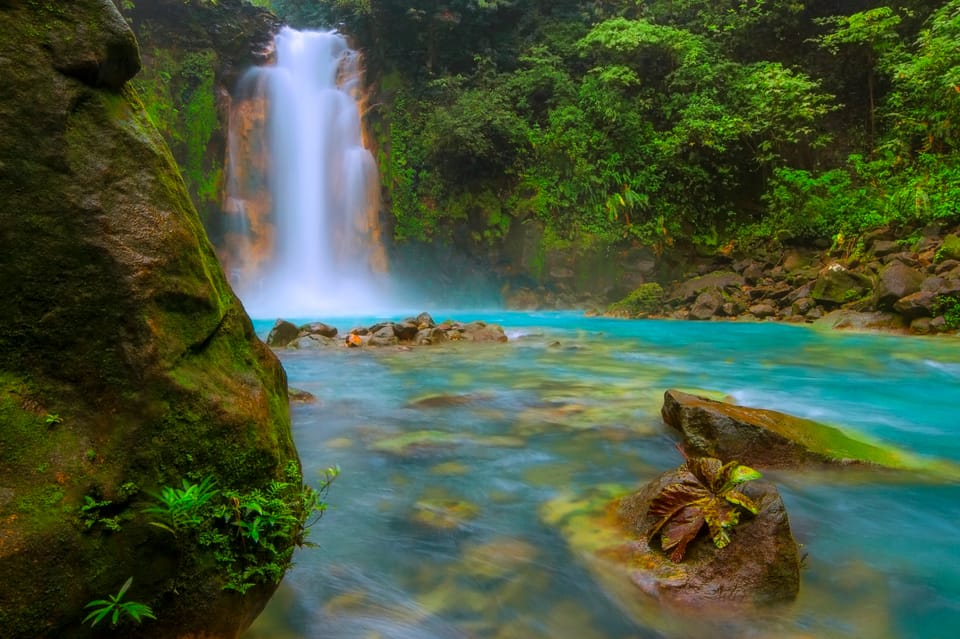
224, 27, 387, 318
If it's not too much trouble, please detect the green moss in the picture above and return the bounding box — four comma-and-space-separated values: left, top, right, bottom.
606, 283, 665, 317
132, 48, 223, 223
938, 234, 960, 262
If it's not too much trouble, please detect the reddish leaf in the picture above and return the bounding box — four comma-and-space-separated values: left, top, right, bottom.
659, 505, 706, 561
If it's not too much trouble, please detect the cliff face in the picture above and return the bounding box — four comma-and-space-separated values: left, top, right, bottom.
0, 2, 297, 637
117, 0, 280, 248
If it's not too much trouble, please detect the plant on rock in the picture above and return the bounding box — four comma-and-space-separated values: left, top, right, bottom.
648, 448, 761, 561
143, 464, 339, 593
143, 475, 219, 534
83, 577, 156, 628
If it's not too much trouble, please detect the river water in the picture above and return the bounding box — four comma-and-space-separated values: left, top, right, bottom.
243, 312, 960, 638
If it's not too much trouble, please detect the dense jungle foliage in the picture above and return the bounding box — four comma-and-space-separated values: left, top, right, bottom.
261, 1, 958, 254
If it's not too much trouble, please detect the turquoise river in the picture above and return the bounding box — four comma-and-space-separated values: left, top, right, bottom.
244, 312, 960, 639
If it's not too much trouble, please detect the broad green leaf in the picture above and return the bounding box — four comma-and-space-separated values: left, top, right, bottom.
724, 489, 760, 515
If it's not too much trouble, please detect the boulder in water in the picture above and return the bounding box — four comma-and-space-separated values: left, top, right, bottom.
266, 319, 300, 346
662, 389, 922, 469
617, 468, 800, 605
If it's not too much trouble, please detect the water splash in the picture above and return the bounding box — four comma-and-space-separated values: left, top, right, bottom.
223, 27, 387, 318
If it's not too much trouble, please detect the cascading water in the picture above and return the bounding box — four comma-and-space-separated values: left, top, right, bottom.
223, 27, 387, 318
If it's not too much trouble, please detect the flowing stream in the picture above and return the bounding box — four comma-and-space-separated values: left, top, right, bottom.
243, 312, 960, 639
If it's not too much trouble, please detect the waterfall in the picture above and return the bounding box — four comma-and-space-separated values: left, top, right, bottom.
223, 27, 387, 318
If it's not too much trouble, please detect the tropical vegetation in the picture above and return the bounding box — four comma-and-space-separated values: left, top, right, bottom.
262, 0, 959, 256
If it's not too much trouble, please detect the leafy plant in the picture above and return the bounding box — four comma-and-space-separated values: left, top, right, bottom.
83, 577, 156, 628
143, 475, 218, 534
44, 413, 62, 426
648, 449, 761, 561
80, 495, 121, 532
934, 295, 960, 330
143, 465, 339, 594
205, 465, 340, 593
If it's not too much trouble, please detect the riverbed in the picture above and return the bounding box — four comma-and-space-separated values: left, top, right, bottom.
244, 312, 960, 638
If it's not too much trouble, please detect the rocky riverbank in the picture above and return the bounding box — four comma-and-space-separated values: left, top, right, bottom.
506, 223, 960, 335
265, 312, 509, 349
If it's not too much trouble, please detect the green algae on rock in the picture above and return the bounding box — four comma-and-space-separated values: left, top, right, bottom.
662, 389, 959, 476
0, 2, 299, 637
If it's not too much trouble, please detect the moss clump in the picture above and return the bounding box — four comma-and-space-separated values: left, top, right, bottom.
606, 283, 665, 317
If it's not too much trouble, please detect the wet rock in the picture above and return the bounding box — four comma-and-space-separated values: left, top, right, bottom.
792, 296, 816, 315
817, 310, 908, 332
668, 271, 745, 304
876, 262, 924, 310
266, 319, 299, 346
49, 0, 141, 89
368, 324, 398, 347
811, 264, 872, 305
689, 289, 723, 320
415, 327, 448, 345
661, 390, 920, 469
910, 317, 932, 335
299, 321, 337, 338
290, 335, 334, 349
939, 234, 960, 261
288, 387, 317, 403
0, 3, 297, 635
415, 311, 436, 328
394, 321, 419, 341
617, 470, 800, 605
748, 303, 777, 319
894, 290, 938, 319
459, 321, 508, 342
871, 239, 901, 258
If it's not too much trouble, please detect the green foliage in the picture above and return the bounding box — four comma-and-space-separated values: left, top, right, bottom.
262, 0, 960, 256
649, 452, 761, 562
80, 495, 122, 532
132, 49, 222, 218
43, 413, 61, 426
934, 295, 960, 329
887, 1, 960, 153
83, 577, 156, 628
143, 475, 219, 534
142, 465, 338, 593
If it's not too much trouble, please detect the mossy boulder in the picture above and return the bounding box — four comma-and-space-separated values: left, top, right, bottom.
0, 2, 297, 637
939, 234, 960, 262
661, 390, 945, 472
811, 263, 872, 305
605, 282, 665, 318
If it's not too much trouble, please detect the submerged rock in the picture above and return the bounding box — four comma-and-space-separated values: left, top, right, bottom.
410, 498, 480, 532
370, 430, 525, 457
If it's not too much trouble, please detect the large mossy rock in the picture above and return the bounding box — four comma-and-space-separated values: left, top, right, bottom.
662, 390, 924, 470
0, 2, 297, 638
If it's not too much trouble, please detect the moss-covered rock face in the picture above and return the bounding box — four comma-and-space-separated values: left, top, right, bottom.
0, 2, 297, 637
118, 0, 281, 241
